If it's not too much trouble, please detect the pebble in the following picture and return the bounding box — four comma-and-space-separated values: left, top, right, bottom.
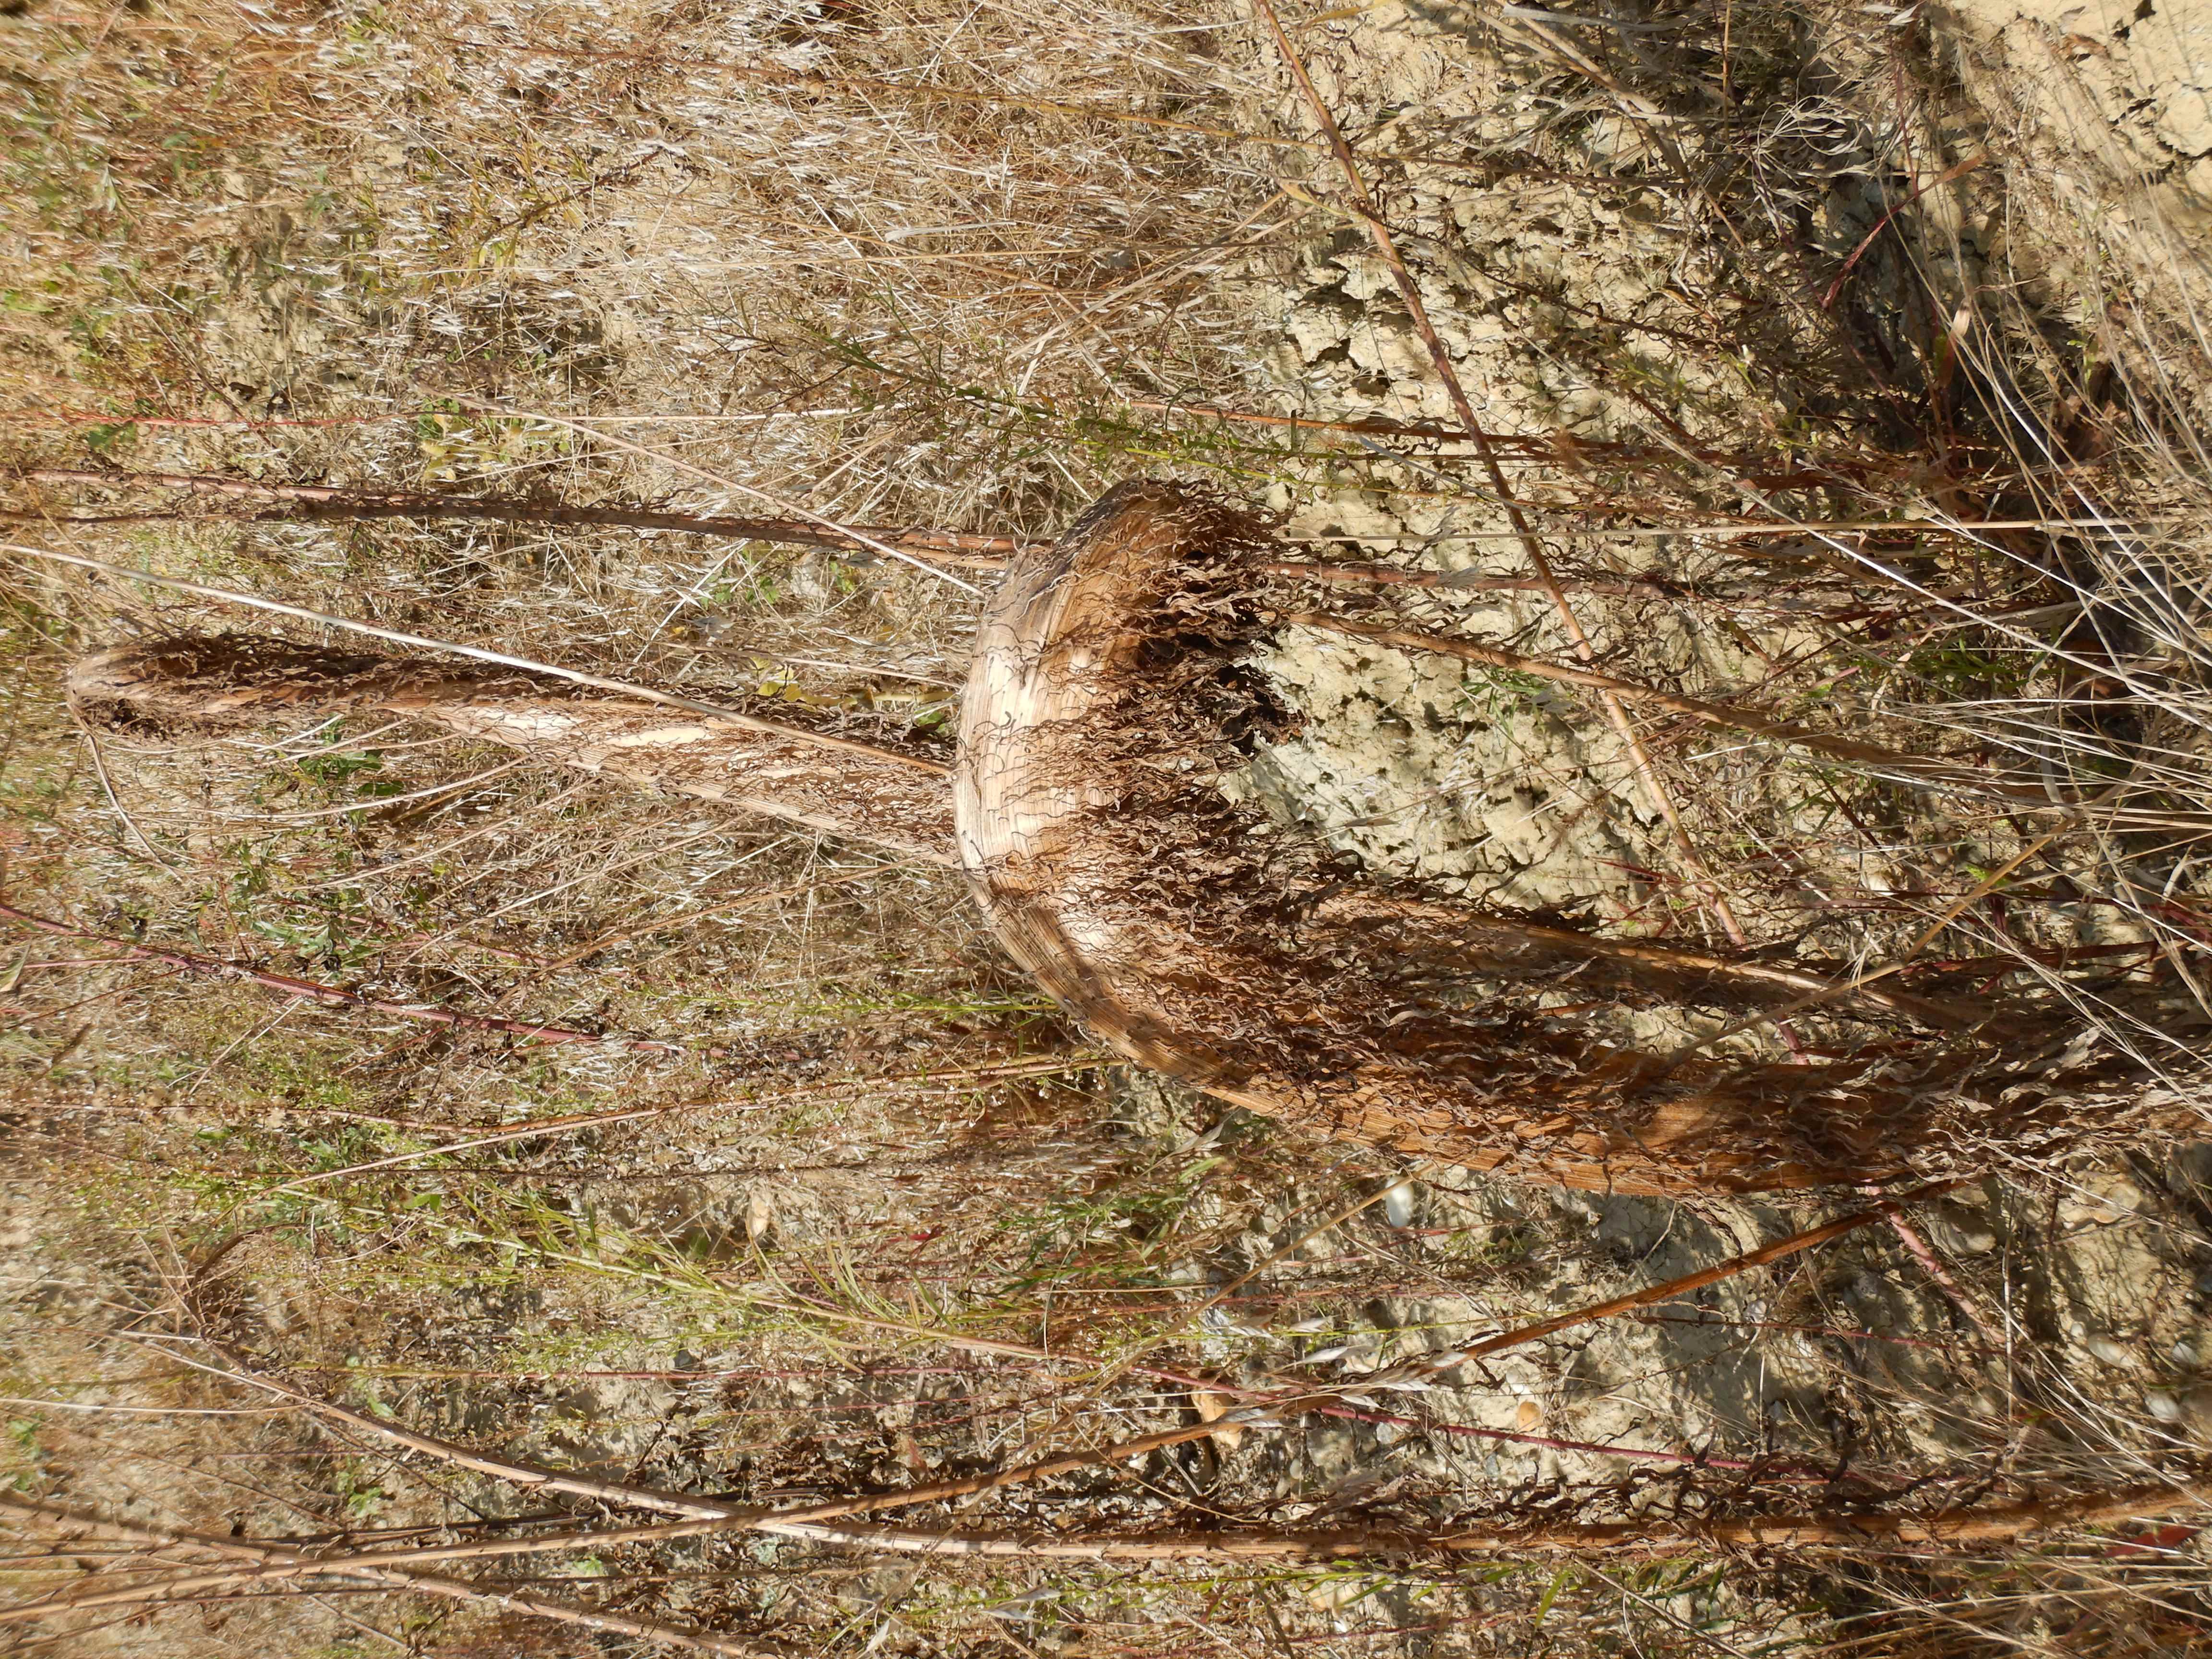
2061, 1177, 2146, 1227
2146, 1389, 2184, 1424
2086, 1335, 2132, 1366
1927, 1204, 1998, 1255
1380, 1179, 1418, 1229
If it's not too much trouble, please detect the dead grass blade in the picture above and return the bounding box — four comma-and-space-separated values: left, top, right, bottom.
0, 900, 692, 1054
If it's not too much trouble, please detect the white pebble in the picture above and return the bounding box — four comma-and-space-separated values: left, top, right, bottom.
1381, 1180, 1418, 1228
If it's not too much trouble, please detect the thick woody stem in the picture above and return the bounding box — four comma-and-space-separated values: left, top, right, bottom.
67, 635, 956, 865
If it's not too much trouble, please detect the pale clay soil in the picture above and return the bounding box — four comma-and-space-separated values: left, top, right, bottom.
1189, 0, 2212, 1515
414, 0, 2212, 1547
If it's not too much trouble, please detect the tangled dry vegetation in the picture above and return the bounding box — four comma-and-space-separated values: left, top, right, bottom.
7, 0, 2212, 1654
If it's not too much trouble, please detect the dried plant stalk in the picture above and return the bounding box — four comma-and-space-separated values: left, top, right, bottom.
68, 636, 955, 864
953, 482, 2180, 1194
18, 466, 1023, 566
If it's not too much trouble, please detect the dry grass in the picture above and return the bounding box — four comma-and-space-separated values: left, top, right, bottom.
6, 0, 2212, 1654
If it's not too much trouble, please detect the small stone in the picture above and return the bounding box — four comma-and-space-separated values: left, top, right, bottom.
1306, 1577, 1372, 1613
2061, 1176, 2146, 1227
1927, 1211, 1997, 1255
2146, 1389, 2184, 1424
1380, 1179, 1418, 1229
2183, 1386, 2212, 1439
1515, 1398, 1544, 1431
2086, 1336, 2131, 1366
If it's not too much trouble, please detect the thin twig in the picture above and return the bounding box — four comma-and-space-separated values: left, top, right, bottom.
1255, 560, 1678, 597
738, 1474, 2212, 1557
1877, 1206, 1996, 1345
460, 405, 983, 594
78, 729, 175, 866
1662, 829, 2068, 1063
1443, 1181, 1970, 1365
545, 861, 908, 969
18, 467, 1019, 568
254, 1101, 710, 1195
1821, 154, 1988, 310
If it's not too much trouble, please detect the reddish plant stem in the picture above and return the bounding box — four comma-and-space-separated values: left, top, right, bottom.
1875, 1203, 1996, 1344
18, 467, 1018, 567
1255, 560, 1680, 597
1447, 1181, 1969, 1362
